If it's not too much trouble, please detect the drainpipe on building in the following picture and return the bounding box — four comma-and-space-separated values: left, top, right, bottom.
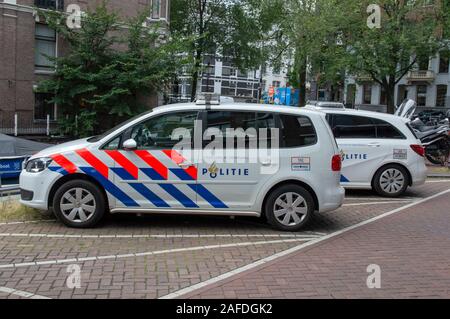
14, 113, 18, 137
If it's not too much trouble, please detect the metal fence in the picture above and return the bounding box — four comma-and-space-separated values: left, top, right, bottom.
0, 112, 56, 136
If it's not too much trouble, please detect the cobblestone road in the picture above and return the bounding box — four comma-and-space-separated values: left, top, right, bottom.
0, 180, 449, 299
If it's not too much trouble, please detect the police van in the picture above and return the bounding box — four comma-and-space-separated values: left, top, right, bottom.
20, 99, 345, 231
324, 107, 427, 197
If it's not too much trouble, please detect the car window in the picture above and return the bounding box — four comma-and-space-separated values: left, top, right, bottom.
131, 111, 198, 149
279, 114, 317, 148
87, 110, 153, 143
371, 118, 406, 139
330, 114, 376, 139
256, 112, 277, 148
103, 136, 121, 150
205, 111, 258, 149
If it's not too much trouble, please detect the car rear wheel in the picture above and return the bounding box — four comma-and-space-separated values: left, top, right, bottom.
265, 184, 314, 231
53, 180, 106, 228
373, 165, 409, 197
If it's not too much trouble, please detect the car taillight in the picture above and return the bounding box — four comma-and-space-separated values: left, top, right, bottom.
331, 154, 341, 171
410, 144, 425, 157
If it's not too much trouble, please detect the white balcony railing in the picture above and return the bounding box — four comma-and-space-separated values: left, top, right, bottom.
406, 70, 435, 82
356, 74, 373, 82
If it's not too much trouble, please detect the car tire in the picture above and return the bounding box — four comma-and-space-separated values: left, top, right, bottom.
373, 165, 409, 197
53, 180, 106, 228
265, 184, 314, 232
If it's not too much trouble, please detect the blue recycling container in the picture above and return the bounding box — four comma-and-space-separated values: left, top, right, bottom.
0, 156, 27, 180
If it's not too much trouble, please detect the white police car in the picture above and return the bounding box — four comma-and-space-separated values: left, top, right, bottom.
324, 107, 427, 197
20, 100, 345, 231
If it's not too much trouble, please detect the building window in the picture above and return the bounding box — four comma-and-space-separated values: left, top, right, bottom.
318, 90, 326, 100
439, 51, 449, 74
273, 65, 281, 75
272, 81, 281, 88
416, 85, 427, 106
202, 64, 214, 75
237, 69, 247, 78
151, 0, 161, 19
34, 0, 64, 11
363, 84, 372, 104
35, 24, 56, 71
417, 56, 429, 70
34, 93, 55, 121
436, 85, 447, 107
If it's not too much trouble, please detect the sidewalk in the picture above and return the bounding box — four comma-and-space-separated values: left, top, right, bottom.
427, 165, 450, 178
183, 191, 450, 299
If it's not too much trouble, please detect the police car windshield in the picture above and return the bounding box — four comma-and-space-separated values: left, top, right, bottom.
87, 110, 153, 143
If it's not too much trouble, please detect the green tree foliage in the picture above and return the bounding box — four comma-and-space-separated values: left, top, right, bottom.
170, 0, 270, 101
346, 0, 448, 113
255, 0, 447, 110
37, 2, 187, 137
255, 0, 353, 106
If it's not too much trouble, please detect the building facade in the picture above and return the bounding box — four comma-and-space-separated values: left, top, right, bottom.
344, 0, 449, 113
0, 0, 169, 135
345, 50, 450, 112
170, 54, 292, 104
261, 64, 290, 93
170, 54, 263, 103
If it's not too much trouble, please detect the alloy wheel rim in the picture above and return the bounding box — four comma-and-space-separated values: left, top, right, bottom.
380, 169, 405, 194
60, 188, 96, 223
273, 192, 308, 226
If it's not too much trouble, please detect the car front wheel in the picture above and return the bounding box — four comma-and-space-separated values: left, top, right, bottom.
265, 184, 314, 231
53, 180, 106, 228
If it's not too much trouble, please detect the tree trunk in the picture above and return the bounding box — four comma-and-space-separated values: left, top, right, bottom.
385, 76, 396, 114
298, 57, 307, 107
190, 49, 202, 102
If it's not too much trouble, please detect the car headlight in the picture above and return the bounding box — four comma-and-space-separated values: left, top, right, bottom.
25, 157, 53, 173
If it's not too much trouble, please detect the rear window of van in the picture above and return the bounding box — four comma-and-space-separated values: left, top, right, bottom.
279, 115, 317, 148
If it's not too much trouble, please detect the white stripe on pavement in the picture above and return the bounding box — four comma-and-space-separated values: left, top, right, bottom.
344, 197, 421, 201
343, 200, 412, 207
0, 286, 51, 299
159, 187, 450, 299
0, 220, 56, 227
0, 233, 322, 239
426, 179, 450, 183
0, 238, 312, 270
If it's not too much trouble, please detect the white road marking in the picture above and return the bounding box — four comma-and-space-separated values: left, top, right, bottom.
0, 220, 56, 227
343, 200, 412, 207
0, 238, 312, 270
426, 179, 450, 183
0, 286, 51, 299
344, 197, 421, 201
159, 188, 450, 299
0, 233, 322, 239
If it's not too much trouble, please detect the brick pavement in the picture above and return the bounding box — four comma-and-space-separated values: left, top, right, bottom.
183, 188, 450, 299
0, 181, 448, 299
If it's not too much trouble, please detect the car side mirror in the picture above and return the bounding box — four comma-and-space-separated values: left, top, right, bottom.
123, 138, 137, 151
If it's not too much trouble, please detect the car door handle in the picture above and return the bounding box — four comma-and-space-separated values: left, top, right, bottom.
178, 162, 194, 169
261, 160, 272, 166
367, 142, 381, 147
